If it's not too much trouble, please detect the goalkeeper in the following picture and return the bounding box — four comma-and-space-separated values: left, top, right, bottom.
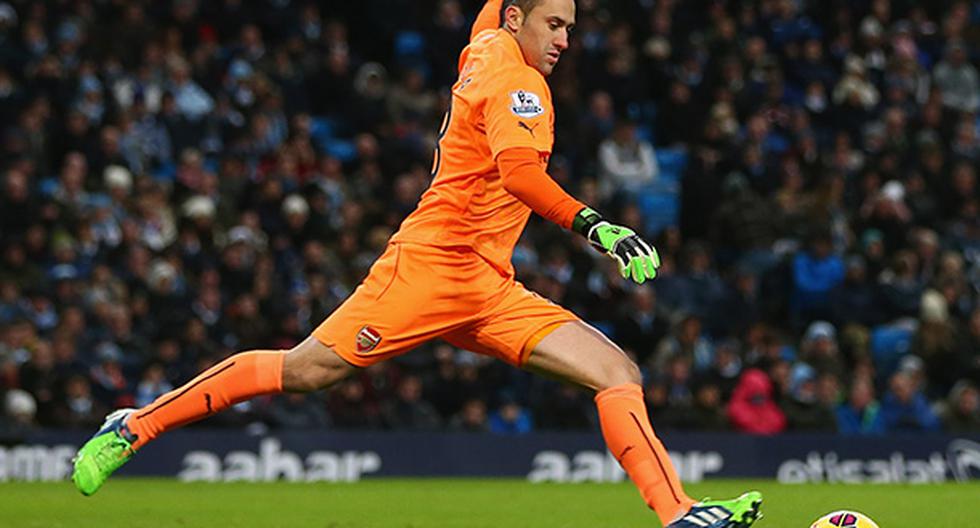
73, 1, 761, 526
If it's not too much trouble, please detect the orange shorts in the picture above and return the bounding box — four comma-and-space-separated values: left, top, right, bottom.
312, 242, 579, 367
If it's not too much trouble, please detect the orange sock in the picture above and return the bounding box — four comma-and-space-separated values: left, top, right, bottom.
126, 351, 285, 450
595, 383, 696, 526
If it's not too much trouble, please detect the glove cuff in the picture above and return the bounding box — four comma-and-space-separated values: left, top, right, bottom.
572, 206, 603, 237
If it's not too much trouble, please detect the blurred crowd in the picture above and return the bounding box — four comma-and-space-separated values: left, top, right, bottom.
1, 0, 980, 438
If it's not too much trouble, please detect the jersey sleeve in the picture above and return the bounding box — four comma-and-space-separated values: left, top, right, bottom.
470, 0, 503, 41
498, 147, 585, 229
484, 69, 554, 159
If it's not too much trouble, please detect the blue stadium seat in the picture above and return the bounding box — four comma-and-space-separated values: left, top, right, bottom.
627, 102, 658, 145
38, 177, 59, 197
152, 161, 177, 183
395, 31, 425, 59
627, 101, 658, 123
637, 190, 680, 236
310, 116, 335, 142
635, 124, 655, 144
311, 116, 338, 153
655, 147, 688, 175
589, 320, 616, 339
325, 139, 357, 163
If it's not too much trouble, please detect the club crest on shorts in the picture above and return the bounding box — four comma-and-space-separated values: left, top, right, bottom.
356, 325, 382, 353
510, 90, 544, 118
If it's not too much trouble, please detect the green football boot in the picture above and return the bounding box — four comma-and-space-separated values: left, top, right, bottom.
71, 409, 139, 496
666, 491, 763, 528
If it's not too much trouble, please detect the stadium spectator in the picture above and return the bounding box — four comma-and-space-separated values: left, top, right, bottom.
675, 243, 727, 325
830, 255, 879, 328
265, 392, 331, 430
791, 231, 845, 327
17, 338, 57, 424
88, 342, 133, 408
913, 289, 964, 394
877, 249, 926, 322
932, 40, 979, 113
612, 286, 669, 364
798, 321, 844, 377
449, 398, 490, 432
662, 378, 729, 432
879, 371, 942, 432
938, 380, 980, 433
780, 363, 837, 431
708, 172, 776, 269
650, 313, 715, 374
488, 393, 533, 435
423, 344, 468, 420
727, 368, 787, 435
381, 375, 441, 431
962, 309, 980, 384
0, 0, 974, 438
596, 119, 658, 205
134, 362, 173, 408
573, 91, 614, 174
836, 376, 884, 435
1, 388, 37, 439
531, 383, 596, 430
662, 353, 694, 408
51, 374, 108, 429
327, 379, 383, 430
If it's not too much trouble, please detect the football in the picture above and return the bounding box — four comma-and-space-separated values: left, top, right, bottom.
810, 510, 880, 528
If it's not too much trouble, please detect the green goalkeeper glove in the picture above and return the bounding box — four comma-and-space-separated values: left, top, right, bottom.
573, 207, 661, 284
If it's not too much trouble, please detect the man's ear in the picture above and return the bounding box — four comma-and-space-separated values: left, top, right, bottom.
502, 5, 524, 32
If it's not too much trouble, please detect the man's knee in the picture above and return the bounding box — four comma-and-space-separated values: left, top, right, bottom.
599, 357, 642, 389
282, 336, 354, 392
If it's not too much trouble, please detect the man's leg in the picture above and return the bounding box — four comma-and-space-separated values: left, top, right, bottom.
525, 321, 760, 527
126, 335, 355, 449
74, 242, 472, 495
524, 321, 695, 525
72, 336, 355, 495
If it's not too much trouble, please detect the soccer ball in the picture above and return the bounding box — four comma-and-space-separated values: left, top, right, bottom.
810, 510, 879, 528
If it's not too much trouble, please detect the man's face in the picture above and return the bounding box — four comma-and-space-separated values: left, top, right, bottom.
509, 0, 575, 76
950, 47, 965, 66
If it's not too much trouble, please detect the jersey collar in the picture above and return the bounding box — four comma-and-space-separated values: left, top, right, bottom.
497, 28, 530, 67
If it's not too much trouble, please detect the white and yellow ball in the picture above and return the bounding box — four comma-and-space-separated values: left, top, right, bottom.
810, 510, 880, 528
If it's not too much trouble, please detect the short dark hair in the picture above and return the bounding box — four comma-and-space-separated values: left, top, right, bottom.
499, 0, 542, 26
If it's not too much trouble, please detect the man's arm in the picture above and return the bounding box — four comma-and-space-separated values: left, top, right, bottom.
498, 147, 661, 284
471, 0, 504, 41
484, 70, 659, 284
639, 143, 659, 183
497, 147, 583, 229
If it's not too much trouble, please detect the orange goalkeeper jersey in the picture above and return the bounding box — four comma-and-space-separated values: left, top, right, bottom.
390, 28, 555, 277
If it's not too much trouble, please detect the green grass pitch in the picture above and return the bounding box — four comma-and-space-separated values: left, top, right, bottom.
3, 478, 978, 527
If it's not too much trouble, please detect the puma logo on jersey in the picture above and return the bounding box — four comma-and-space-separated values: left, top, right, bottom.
518, 121, 539, 137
